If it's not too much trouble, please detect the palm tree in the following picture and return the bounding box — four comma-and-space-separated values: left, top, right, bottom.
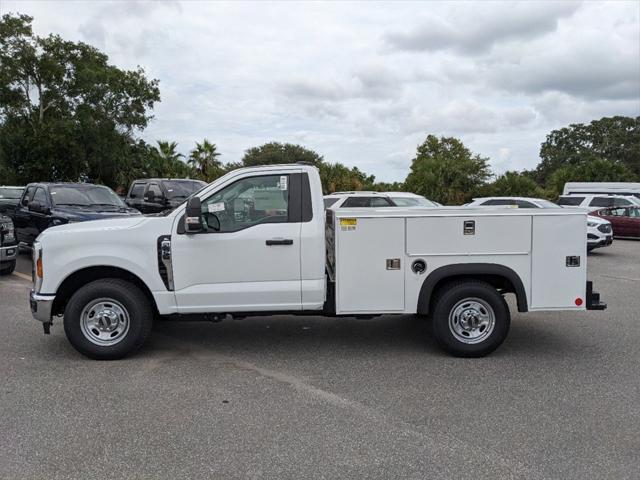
154, 140, 187, 177
189, 139, 222, 181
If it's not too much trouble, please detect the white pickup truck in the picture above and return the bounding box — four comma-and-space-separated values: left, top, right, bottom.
29, 164, 606, 359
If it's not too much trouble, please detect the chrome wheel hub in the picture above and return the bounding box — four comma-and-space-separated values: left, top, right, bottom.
448, 297, 495, 344
80, 298, 130, 346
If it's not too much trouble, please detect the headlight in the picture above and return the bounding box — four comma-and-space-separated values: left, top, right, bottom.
587, 221, 598, 227
1, 221, 14, 242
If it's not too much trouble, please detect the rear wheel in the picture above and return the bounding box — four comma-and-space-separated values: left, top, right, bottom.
0, 260, 16, 275
64, 279, 153, 360
431, 280, 510, 357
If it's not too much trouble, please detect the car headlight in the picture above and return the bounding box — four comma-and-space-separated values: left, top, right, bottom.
587, 221, 598, 227
1, 221, 15, 242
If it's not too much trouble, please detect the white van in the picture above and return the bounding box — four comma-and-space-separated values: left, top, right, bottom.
563, 182, 640, 199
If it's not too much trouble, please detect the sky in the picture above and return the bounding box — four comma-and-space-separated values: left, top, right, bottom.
2, 0, 639, 182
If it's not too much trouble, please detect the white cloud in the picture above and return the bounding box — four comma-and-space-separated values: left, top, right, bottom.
3, 0, 639, 182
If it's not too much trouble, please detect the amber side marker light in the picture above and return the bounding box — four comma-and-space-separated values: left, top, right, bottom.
36, 257, 43, 278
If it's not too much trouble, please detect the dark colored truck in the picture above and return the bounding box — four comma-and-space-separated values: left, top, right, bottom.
0, 214, 17, 275
14, 183, 141, 249
0, 186, 25, 218
125, 178, 206, 214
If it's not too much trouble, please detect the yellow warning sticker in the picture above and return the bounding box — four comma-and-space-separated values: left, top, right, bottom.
340, 218, 357, 226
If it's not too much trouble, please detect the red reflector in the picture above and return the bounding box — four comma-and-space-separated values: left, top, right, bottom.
575, 298, 583, 306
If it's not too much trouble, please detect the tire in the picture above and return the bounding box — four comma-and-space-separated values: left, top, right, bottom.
63, 279, 153, 360
0, 260, 16, 275
430, 280, 510, 357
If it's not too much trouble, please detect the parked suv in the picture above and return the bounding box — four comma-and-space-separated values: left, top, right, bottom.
466, 197, 613, 251
14, 183, 141, 249
558, 194, 640, 209
0, 214, 17, 275
323, 191, 397, 209
0, 186, 25, 217
125, 178, 207, 214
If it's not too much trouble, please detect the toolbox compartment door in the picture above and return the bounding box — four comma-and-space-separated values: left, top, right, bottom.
531, 214, 587, 309
336, 217, 405, 313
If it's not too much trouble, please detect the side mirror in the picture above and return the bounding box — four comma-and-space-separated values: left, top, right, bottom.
185, 197, 203, 233
29, 201, 49, 215
144, 191, 154, 203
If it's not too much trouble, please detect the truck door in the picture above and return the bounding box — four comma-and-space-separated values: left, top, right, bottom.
171, 172, 303, 313
14, 186, 35, 245
29, 187, 52, 242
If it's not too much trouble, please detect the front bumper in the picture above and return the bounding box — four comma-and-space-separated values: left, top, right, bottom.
30, 290, 55, 323
0, 244, 17, 262
587, 234, 613, 249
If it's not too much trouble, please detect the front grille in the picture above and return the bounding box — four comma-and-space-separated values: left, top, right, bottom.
597, 224, 611, 234
587, 233, 599, 240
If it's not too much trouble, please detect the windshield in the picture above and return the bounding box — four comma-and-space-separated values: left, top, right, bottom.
536, 199, 562, 209
0, 187, 23, 199
163, 180, 207, 199
51, 185, 124, 207
391, 196, 438, 207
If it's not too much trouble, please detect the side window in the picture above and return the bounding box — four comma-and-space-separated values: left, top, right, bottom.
324, 198, 339, 208
589, 197, 615, 207
32, 187, 48, 206
629, 208, 640, 218
146, 184, 163, 200
129, 183, 145, 199
613, 198, 632, 207
22, 186, 35, 206
516, 200, 536, 208
557, 196, 584, 206
482, 199, 514, 206
609, 208, 625, 216
201, 175, 289, 232
370, 197, 394, 207
342, 196, 393, 208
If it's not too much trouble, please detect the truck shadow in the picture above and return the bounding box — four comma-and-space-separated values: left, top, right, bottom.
149, 313, 591, 359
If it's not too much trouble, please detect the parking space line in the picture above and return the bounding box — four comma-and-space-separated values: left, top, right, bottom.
599, 273, 640, 282
12, 271, 31, 282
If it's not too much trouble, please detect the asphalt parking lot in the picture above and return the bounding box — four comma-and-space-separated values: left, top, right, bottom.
1, 242, 639, 480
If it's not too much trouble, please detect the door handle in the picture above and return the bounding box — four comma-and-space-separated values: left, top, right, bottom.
266, 239, 293, 246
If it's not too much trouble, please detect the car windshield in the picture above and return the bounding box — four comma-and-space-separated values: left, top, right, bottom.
0, 188, 23, 199
50, 185, 124, 207
391, 196, 438, 207
536, 199, 562, 209
163, 180, 207, 199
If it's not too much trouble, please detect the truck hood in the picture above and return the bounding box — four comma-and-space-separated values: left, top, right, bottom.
51, 206, 140, 221
37, 216, 150, 242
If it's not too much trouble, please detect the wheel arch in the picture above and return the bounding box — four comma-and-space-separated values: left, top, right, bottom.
417, 263, 528, 315
52, 266, 158, 317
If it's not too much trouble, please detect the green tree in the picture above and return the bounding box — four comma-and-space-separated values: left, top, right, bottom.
241, 142, 324, 167
480, 171, 545, 198
404, 135, 492, 205
536, 116, 640, 183
0, 13, 160, 187
188, 139, 222, 181
547, 158, 634, 196
318, 163, 376, 193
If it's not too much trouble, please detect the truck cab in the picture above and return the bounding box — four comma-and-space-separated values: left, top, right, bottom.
28, 164, 606, 360
125, 178, 207, 214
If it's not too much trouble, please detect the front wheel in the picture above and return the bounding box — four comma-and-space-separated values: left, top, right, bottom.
431, 280, 510, 357
64, 279, 153, 360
